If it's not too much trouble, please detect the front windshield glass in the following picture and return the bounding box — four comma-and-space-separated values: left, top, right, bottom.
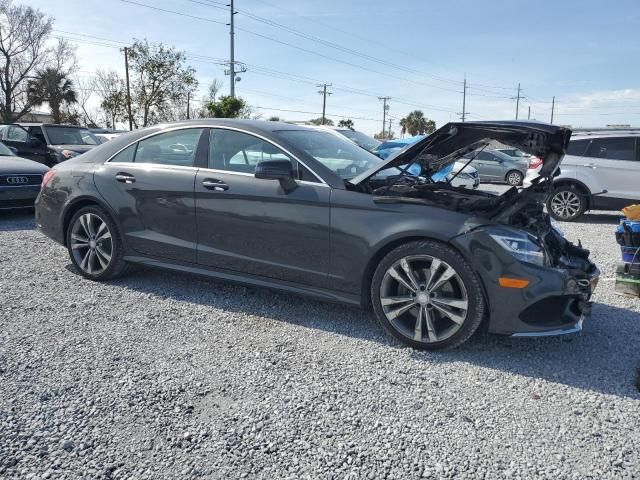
43, 126, 100, 146
0, 141, 14, 156
337, 129, 381, 151
274, 129, 387, 179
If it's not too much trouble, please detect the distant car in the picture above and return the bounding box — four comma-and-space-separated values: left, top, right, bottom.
524, 130, 640, 221
0, 140, 49, 210
0, 123, 102, 167
306, 125, 381, 152
89, 128, 126, 144
462, 149, 529, 186
376, 136, 480, 189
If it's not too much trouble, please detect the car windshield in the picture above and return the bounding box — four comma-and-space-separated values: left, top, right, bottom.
337, 129, 381, 151
43, 126, 100, 145
274, 129, 389, 180
0, 141, 14, 156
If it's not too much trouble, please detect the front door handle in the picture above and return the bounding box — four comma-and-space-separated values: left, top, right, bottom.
202, 178, 229, 191
115, 172, 136, 184
583, 163, 597, 168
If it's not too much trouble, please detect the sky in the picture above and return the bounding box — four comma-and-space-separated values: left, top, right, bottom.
26, 0, 640, 135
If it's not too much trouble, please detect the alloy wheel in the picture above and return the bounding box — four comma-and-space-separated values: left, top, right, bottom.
379, 255, 469, 344
506, 171, 523, 186
550, 190, 581, 219
70, 213, 113, 275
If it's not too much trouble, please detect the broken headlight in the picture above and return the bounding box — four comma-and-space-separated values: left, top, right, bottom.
487, 227, 546, 266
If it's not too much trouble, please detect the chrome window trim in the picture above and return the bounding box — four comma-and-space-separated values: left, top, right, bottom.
104, 124, 328, 186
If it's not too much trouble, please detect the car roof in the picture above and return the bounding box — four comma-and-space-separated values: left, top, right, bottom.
11, 122, 88, 129
571, 129, 640, 139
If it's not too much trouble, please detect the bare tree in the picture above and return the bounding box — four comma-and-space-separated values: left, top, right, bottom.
70, 75, 98, 127
93, 69, 126, 128
0, 0, 53, 122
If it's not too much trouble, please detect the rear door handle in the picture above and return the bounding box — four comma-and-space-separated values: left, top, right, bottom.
202, 178, 229, 191
583, 163, 597, 168
115, 172, 136, 183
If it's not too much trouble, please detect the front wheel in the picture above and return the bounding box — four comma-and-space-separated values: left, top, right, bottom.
546, 186, 587, 221
66, 205, 130, 281
371, 240, 485, 350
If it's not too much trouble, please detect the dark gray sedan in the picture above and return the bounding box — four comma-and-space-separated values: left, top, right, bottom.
0, 141, 49, 210
35, 120, 598, 350
463, 149, 529, 185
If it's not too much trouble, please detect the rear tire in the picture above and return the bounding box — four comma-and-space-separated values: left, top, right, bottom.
546, 185, 587, 221
66, 205, 130, 281
370, 240, 485, 350
505, 170, 523, 186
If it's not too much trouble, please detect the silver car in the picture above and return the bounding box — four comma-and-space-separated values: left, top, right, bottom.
462, 149, 529, 186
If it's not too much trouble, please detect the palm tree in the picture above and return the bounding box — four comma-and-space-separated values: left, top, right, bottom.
338, 119, 354, 130
28, 68, 78, 123
399, 110, 437, 136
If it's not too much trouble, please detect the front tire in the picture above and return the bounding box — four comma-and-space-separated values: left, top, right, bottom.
505, 170, 524, 186
66, 205, 130, 281
371, 240, 485, 350
546, 185, 586, 221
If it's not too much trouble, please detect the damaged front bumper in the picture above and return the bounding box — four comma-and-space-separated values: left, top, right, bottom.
452, 229, 600, 336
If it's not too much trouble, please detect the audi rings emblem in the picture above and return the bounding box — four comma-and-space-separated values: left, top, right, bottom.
6, 176, 29, 184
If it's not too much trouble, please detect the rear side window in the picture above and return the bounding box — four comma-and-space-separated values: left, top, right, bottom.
566, 139, 590, 156
110, 143, 136, 163
135, 128, 203, 167
584, 137, 636, 161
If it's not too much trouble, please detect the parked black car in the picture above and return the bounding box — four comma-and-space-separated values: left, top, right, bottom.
0, 141, 50, 210
35, 120, 599, 350
0, 123, 101, 167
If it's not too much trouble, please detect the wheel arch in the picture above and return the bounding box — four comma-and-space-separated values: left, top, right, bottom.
551, 179, 592, 210
360, 235, 491, 314
61, 196, 116, 246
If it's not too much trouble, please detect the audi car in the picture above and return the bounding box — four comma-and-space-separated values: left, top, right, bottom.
0, 140, 49, 210
35, 120, 599, 350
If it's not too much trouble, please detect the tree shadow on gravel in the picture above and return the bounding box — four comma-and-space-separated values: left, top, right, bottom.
0, 210, 36, 231
103, 266, 640, 400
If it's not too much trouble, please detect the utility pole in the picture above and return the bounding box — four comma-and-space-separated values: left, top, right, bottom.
460, 75, 468, 122
378, 96, 391, 137
123, 47, 133, 131
388, 118, 393, 138
515, 82, 521, 120
550, 96, 555, 124
317, 83, 332, 125
527, 105, 531, 120
229, 0, 236, 97
186, 91, 190, 120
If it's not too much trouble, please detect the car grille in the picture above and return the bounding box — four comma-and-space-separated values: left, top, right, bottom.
0, 174, 43, 187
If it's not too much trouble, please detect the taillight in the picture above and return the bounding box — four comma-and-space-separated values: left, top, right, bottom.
528, 157, 543, 170
41, 170, 56, 188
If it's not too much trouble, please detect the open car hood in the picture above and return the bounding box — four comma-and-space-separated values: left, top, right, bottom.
349, 121, 571, 186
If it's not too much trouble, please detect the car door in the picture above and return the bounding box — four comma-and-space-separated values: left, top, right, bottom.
195, 128, 331, 288
93, 127, 206, 263
0, 124, 48, 164
471, 151, 501, 180
579, 136, 640, 201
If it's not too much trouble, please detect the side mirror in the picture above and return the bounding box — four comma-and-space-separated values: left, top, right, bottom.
255, 159, 297, 191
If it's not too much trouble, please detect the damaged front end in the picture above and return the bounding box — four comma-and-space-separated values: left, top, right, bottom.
349, 121, 599, 335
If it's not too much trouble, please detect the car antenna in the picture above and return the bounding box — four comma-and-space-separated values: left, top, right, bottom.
446, 145, 487, 185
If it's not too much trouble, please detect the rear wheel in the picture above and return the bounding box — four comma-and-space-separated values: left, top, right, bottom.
505, 170, 523, 186
66, 206, 130, 281
547, 185, 587, 221
371, 240, 485, 350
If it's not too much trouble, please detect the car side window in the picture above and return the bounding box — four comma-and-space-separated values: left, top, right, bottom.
0, 125, 29, 143
584, 137, 636, 161
28, 126, 47, 144
477, 151, 493, 161
135, 128, 203, 167
566, 139, 590, 156
110, 143, 137, 163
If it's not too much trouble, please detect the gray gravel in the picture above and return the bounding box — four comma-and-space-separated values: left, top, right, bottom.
1, 205, 639, 480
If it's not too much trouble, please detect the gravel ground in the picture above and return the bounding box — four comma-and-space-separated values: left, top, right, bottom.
1, 201, 639, 479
